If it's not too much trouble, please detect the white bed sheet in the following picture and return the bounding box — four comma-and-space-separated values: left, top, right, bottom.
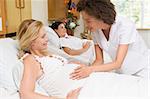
0, 87, 19, 99
78, 72, 150, 99
1, 72, 149, 99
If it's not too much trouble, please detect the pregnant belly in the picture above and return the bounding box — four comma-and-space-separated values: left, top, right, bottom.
50, 63, 87, 97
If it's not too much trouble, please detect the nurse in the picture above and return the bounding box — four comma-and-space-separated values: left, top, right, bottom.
71, 0, 149, 79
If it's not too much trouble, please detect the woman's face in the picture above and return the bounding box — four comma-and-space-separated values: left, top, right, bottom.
81, 11, 106, 32
31, 26, 49, 51
55, 23, 66, 37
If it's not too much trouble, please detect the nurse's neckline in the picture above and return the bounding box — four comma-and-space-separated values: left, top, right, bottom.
102, 25, 112, 41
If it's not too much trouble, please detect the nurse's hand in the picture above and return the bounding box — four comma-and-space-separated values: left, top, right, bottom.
70, 66, 93, 80
66, 87, 82, 99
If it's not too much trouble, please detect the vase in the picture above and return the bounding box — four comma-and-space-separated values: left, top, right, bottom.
67, 29, 74, 36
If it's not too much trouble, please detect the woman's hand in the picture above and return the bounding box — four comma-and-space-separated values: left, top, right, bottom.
70, 66, 93, 80
82, 42, 91, 51
66, 87, 82, 99
68, 61, 82, 65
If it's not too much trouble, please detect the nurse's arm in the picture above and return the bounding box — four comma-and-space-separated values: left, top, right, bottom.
91, 44, 104, 66
90, 44, 128, 72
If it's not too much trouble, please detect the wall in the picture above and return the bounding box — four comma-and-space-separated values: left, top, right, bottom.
31, 0, 48, 25
0, 17, 2, 31
138, 30, 150, 48
31, 0, 84, 36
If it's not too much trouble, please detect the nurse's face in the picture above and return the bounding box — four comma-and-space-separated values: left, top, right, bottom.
81, 11, 106, 32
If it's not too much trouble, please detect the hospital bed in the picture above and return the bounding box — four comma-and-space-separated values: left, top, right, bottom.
0, 38, 149, 99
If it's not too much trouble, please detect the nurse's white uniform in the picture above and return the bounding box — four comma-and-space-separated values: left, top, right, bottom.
92, 16, 149, 78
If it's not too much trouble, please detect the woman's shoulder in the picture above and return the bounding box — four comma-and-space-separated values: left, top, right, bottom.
23, 54, 33, 60
22, 54, 39, 65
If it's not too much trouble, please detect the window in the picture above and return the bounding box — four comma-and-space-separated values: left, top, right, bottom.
111, 0, 150, 29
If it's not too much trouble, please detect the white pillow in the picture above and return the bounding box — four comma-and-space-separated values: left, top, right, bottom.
12, 60, 48, 96
45, 26, 60, 48
0, 38, 19, 90
12, 60, 24, 90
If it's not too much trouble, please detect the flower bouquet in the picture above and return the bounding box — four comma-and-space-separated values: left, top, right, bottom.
64, 0, 79, 36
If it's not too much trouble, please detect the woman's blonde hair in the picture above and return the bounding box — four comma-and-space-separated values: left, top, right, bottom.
17, 19, 47, 58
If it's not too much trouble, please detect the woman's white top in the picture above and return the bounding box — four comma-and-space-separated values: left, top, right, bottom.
92, 16, 149, 77
59, 34, 96, 64
60, 34, 83, 50
32, 54, 86, 97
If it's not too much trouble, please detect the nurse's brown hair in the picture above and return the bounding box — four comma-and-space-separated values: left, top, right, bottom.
77, 0, 116, 25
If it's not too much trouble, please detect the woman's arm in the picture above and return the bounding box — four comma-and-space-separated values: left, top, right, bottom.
63, 47, 87, 56
91, 44, 104, 66
70, 44, 129, 80
19, 55, 63, 99
63, 42, 90, 56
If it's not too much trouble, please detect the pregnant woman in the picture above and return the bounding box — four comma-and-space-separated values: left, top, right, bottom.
17, 19, 86, 99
